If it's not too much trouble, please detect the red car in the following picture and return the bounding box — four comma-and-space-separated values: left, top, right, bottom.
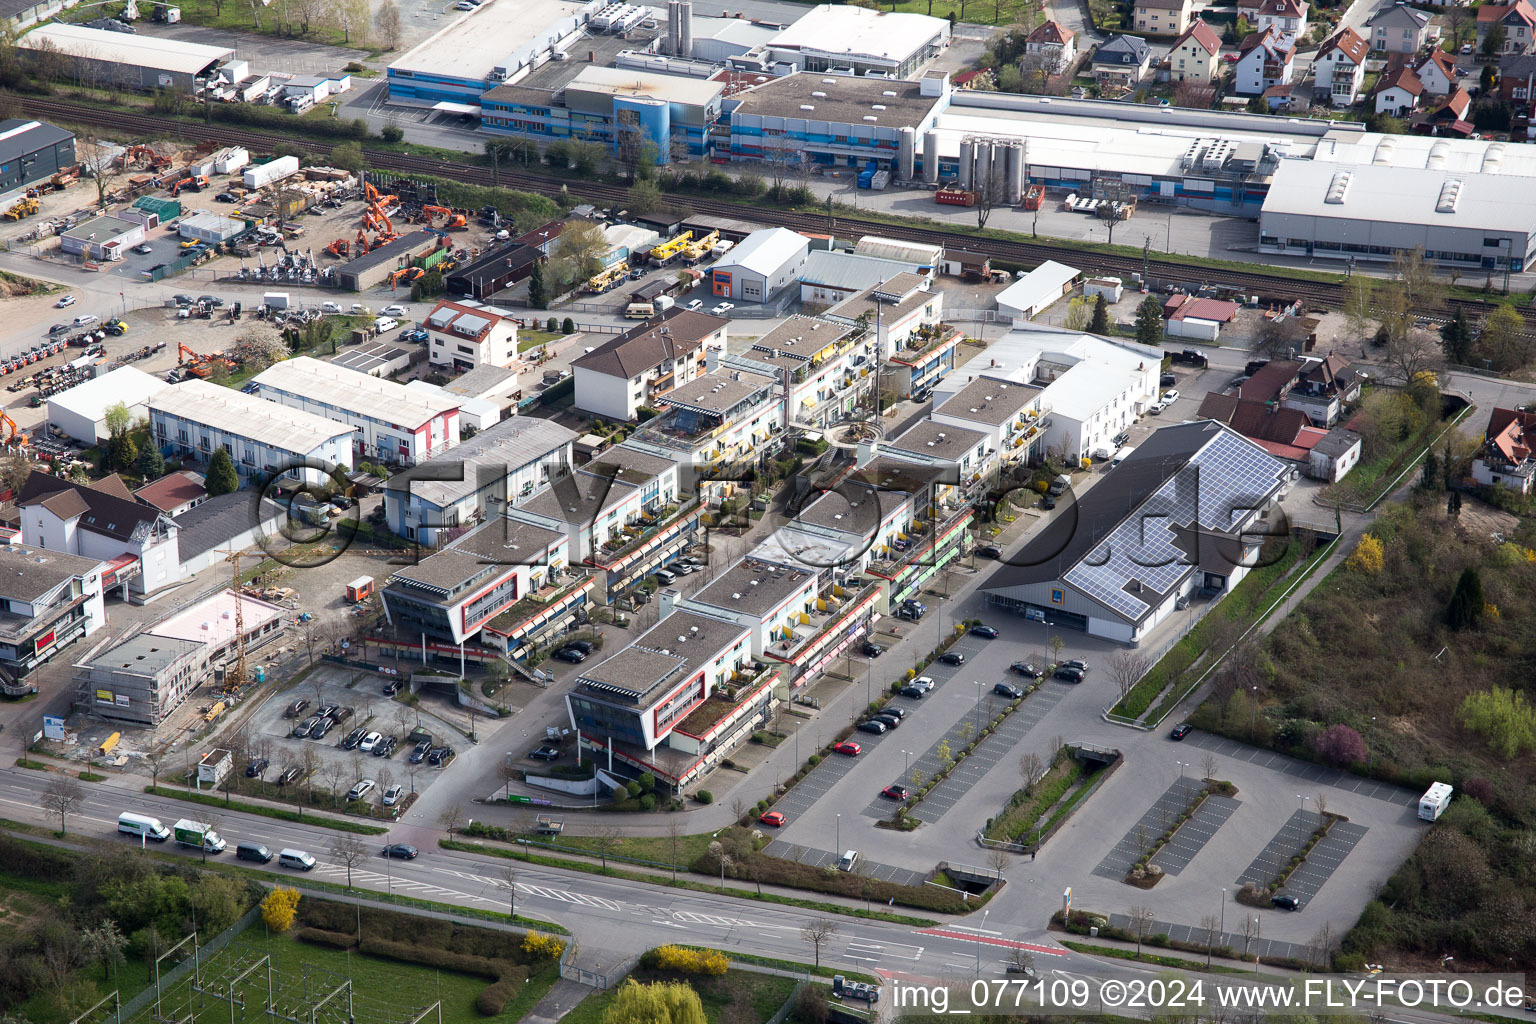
759, 811, 786, 827
881, 785, 909, 800
833, 741, 862, 756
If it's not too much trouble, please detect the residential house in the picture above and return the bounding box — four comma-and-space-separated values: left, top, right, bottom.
1477, 0, 1536, 55
929, 373, 1048, 479
623, 365, 784, 494
1307, 428, 1362, 482
1414, 48, 1459, 96
1235, 27, 1295, 96
16, 473, 178, 597
825, 274, 952, 398
1415, 85, 1473, 133
1254, 0, 1308, 43
1373, 65, 1424, 114
721, 316, 867, 430
132, 471, 208, 517
1472, 407, 1536, 494
1369, 3, 1434, 52
1234, 353, 1362, 427
1091, 35, 1153, 89
1024, 20, 1077, 72
572, 308, 730, 421
1169, 19, 1222, 84
1197, 392, 1329, 461
1498, 52, 1536, 134
1313, 27, 1368, 105
1133, 0, 1192, 36
424, 299, 520, 370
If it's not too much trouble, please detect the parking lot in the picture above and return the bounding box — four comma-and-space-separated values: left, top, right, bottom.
244, 664, 470, 810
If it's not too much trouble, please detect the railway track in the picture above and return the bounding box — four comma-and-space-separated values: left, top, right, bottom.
17, 96, 1534, 331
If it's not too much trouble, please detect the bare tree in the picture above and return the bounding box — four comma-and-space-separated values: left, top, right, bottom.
1307, 921, 1338, 971
329, 834, 368, 889
405, 759, 423, 796
1314, 791, 1328, 817
1200, 913, 1221, 967
76, 139, 119, 214
1240, 913, 1259, 958
593, 825, 623, 870
376, 764, 395, 798
1201, 752, 1218, 782
374, 0, 402, 47
41, 776, 83, 834
438, 803, 466, 836
1018, 751, 1044, 794
497, 758, 520, 800
299, 746, 321, 817
801, 919, 838, 968
988, 845, 1011, 881
975, 147, 1004, 231
1129, 905, 1156, 956
498, 862, 519, 920
144, 749, 168, 789
1004, 947, 1036, 977
1109, 650, 1150, 699
323, 760, 349, 807
729, 795, 750, 827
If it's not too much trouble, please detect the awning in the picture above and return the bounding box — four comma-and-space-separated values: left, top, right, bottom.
431, 100, 482, 115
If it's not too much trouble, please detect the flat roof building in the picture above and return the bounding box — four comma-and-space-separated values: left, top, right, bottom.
47, 366, 168, 444
333, 230, 440, 291
74, 631, 207, 727
60, 215, 145, 262
253, 356, 460, 466
149, 379, 356, 485
0, 119, 74, 197
20, 23, 234, 91
765, 4, 951, 78
0, 542, 104, 697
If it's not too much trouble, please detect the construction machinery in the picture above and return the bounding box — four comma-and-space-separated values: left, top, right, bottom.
420, 205, 467, 230
389, 266, 423, 288
681, 229, 719, 264
170, 175, 209, 197
585, 262, 628, 294
3, 197, 39, 221
125, 145, 171, 171
649, 230, 692, 265
0, 412, 28, 447
176, 342, 235, 379
325, 238, 350, 258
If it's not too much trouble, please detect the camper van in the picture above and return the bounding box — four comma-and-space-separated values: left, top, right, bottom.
1419, 782, 1453, 821
625, 301, 655, 319
118, 812, 171, 842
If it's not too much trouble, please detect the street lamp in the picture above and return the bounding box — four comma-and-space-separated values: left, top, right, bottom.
974, 909, 991, 979
973, 680, 982, 737
1250, 685, 1257, 738
836, 813, 841, 855
1367, 716, 1376, 773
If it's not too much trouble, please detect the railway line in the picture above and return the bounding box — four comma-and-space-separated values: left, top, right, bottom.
15, 95, 1534, 331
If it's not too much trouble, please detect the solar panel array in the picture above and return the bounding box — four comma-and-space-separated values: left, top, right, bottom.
1064, 429, 1288, 622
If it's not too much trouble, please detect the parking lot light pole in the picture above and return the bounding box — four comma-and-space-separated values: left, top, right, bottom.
974, 908, 990, 980
1367, 716, 1376, 772
836, 813, 841, 855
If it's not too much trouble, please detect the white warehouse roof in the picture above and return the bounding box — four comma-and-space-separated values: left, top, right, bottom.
149, 380, 355, 453
995, 260, 1079, 317
565, 66, 727, 108
769, 4, 947, 61
388, 0, 586, 80
254, 356, 459, 431
20, 23, 234, 74
712, 227, 807, 278
48, 366, 168, 424
1262, 158, 1536, 233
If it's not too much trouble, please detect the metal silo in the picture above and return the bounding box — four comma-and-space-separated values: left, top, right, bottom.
958, 139, 974, 189
897, 127, 916, 181
923, 130, 940, 184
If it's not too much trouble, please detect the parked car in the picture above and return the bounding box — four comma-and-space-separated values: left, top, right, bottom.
759, 811, 786, 827
1039, 496, 1057, 510
47, 323, 70, 335
382, 844, 419, 859
383, 679, 402, 696
899, 685, 926, 699
71, 314, 98, 327
55, 295, 76, 308
373, 736, 398, 758
710, 302, 734, 316
427, 746, 454, 767
860, 642, 884, 658
132, 243, 154, 254
277, 765, 303, 786
409, 740, 431, 763
359, 731, 383, 753
871, 714, 900, 730
1162, 389, 1181, 405
857, 720, 887, 735
294, 716, 321, 737
215, 192, 238, 202
911, 676, 935, 693
1160, 372, 1177, 387
562, 639, 594, 655
1170, 723, 1192, 741
316, 702, 338, 719
380, 305, 408, 317
832, 741, 863, 756
975, 544, 1002, 559
1271, 894, 1302, 911
1062, 659, 1089, 673
554, 647, 587, 663
879, 706, 907, 720
529, 745, 561, 761
245, 757, 270, 778
310, 718, 335, 738
1055, 666, 1085, 683
342, 727, 366, 750
938, 652, 966, 665
346, 779, 376, 801
970, 624, 999, 639
1112, 431, 1130, 447
881, 785, 909, 800
382, 784, 404, 806
1010, 661, 1041, 678
330, 706, 354, 722
994, 683, 1024, 699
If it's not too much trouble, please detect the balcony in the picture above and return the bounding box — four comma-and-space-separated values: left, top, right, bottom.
673, 661, 778, 738
594, 499, 696, 562
767, 578, 879, 662
889, 325, 959, 364
483, 570, 592, 637
865, 505, 972, 580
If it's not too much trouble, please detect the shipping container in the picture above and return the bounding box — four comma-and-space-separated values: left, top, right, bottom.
243, 155, 300, 189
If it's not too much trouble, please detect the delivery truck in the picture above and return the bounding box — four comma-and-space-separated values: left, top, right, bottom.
172, 818, 227, 853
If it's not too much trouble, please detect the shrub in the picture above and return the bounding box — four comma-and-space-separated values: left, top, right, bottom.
639, 793, 656, 811
696, 789, 713, 804
638, 772, 656, 791
473, 967, 528, 1015
647, 945, 729, 975
561, 317, 575, 334
379, 125, 404, 143
1313, 724, 1366, 767
260, 887, 301, 933
625, 780, 642, 798
546, 317, 558, 332
295, 928, 355, 950
358, 938, 503, 980
522, 933, 566, 959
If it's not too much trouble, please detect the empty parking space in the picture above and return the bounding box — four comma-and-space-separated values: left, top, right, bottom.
760, 747, 865, 823
1151, 793, 1241, 876
1279, 821, 1369, 903
1179, 732, 1412, 806
1105, 912, 1312, 965
1092, 777, 1208, 880
1236, 810, 1322, 888
757, 841, 928, 887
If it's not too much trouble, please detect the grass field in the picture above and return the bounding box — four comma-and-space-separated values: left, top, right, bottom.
561, 968, 797, 1024
119, 933, 558, 1024
519, 329, 562, 353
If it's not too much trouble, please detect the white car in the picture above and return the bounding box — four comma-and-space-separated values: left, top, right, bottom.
1161, 389, 1181, 404
710, 302, 734, 316
1147, 400, 1167, 415
382, 784, 404, 806
359, 731, 383, 753
55, 295, 77, 308
913, 676, 935, 693
321, 301, 342, 313
350, 303, 371, 315
346, 779, 376, 801
685, 299, 703, 311
71, 314, 99, 327
380, 304, 407, 317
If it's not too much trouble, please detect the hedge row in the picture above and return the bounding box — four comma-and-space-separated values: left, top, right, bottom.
358, 937, 507, 982
473, 968, 529, 1016
295, 928, 355, 950
299, 898, 531, 965
693, 846, 969, 913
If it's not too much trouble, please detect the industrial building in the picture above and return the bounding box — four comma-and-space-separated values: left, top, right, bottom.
19, 23, 235, 92
178, 212, 248, 244
60, 215, 145, 261
253, 356, 461, 465
0, 119, 74, 197
329, 341, 414, 378
0, 543, 104, 697
762, 4, 950, 78
445, 241, 544, 300
148, 379, 357, 485
707, 227, 809, 302
333, 230, 440, 291
47, 366, 168, 444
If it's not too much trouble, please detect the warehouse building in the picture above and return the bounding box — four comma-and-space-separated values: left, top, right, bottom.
333, 230, 440, 291
707, 227, 809, 302
47, 366, 168, 444
60, 215, 145, 261
148, 380, 357, 485
253, 356, 460, 465
0, 119, 74, 197
19, 23, 235, 92
178, 212, 248, 244
763, 4, 950, 78
445, 241, 544, 300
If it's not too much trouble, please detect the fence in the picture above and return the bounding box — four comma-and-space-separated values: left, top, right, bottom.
562, 951, 639, 989
117, 905, 261, 1021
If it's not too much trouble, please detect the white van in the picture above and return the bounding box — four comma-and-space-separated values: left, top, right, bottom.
373, 317, 400, 334
625, 301, 655, 319
118, 811, 171, 842
279, 848, 316, 871
1112, 446, 1137, 467
838, 850, 859, 871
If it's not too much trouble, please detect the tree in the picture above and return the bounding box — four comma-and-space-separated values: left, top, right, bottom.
260, 887, 301, 932
603, 979, 706, 1024
499, 862, 519, 920
1483, 22, 1506, 56
666, 816, 684, 882
77, 139, 118, 213
103, 401, 132, 439
438, 803, 466, 835
1063, 296, 1090, 331
108, 431, 137, 473
988, 844, 1011, 881
1457, 686, 1536, 759
549, 220, 608, 290
527, 259, 548, 310
1018, 751, 1044, 793
41, 776, 82, 834
81, 920, 127, 980
1343, 273, 1376, 340
374, 0, 402, 47
330, 0, 370, 43
229, 325, 287, 373
1446, 567, 1484, 631
1313, 723, 1365, 767
1479, 304, 1530, 371
1418, 447, 1441, 492
1254, 315, 1307, 360
1129, 905, 1156, 955
329, 834, 368, 889
136, 443, 164, 481
1089, 293, 1110, 334
1202, 751, 1218, 782
1441, 306, 1472, 365
628, 179, 663, 216
1201, 913, 1221, 967
1134, 295, 1164, 346
1109, 651, 1150, 699
329, 142, 366, 173
205, 449, 239, 496
593, 825, 624, 870
801, 919, 838, 967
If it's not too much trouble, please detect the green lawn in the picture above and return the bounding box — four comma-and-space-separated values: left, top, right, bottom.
561, 968, 797, 1024
518, 329, 562, 353
537, 830, 717, 867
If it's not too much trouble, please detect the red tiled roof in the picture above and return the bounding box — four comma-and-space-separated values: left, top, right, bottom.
1197, 393, 1315, 449
1173, 18, 1222, 55
134, 470, 207, 513
1485, 407, 1536, 462
1416, 48, 1456, 79
1377, 66, 1424, 97
1236, 358, 1303, 403
1479, 0, 1536, 26
1028, 19, 1074, 44
1318, 27, 1368, 65
1258, 0, 1305, 17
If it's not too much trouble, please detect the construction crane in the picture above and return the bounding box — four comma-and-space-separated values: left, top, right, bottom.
648, 230, 692, 265
681, 229, 720, 264
216, 547, 248, 692
585, 262, 628, 294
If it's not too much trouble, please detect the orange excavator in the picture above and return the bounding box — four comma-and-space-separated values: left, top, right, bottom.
421, 205, 468, 230
389, 266, 424, 288
325, 238, 350, 258
125, 145, 171, 171
1, 412, 28, 447
170, 175, 210, 197
178, 342, 236, 379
